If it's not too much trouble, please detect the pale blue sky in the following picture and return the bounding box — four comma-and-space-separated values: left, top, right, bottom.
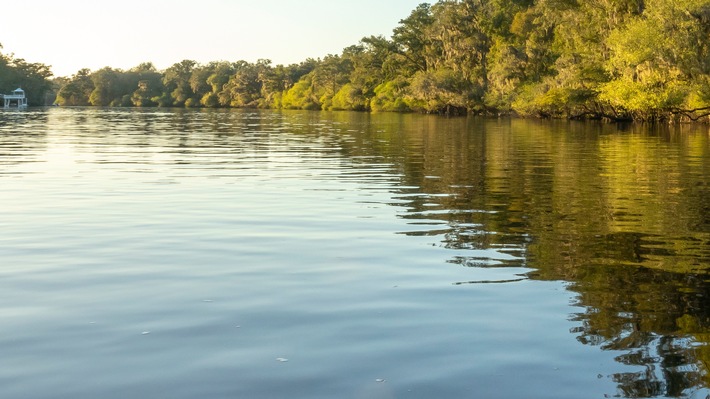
2, 0, 425, 77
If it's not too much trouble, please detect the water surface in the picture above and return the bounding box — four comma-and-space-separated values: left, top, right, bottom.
1, 108, 709, 398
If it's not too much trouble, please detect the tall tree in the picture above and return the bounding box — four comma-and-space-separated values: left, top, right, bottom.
55, 68, 93, 106
163, 60, 197, 107
89, 67, 121, 106
391, 3, 434, 74
129, 62, 163, 107
0, 44, 53, 105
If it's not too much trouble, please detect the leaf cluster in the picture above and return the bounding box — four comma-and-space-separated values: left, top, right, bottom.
0, 44, 53, 106
49, 0, 710, 121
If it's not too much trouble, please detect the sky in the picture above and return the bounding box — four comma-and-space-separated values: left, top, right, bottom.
1, 0, 424, 77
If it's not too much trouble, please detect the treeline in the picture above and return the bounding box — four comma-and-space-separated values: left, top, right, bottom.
50, 0, 710, 121
0, 44, 53, 105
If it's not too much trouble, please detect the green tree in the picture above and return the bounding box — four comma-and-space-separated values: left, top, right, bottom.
56, 68, 94, 106
43, 0, 710, 120
600, 0, 710, 121
129, 62, 163, 107
281, 73, 320, 110
371, 77, 411, 112
163, 60, 197, 107
0, 44, 54, 105
198, 61, 237, 107
391, 3, 434, 74
88, 67, 123, 106
312, 55, 353, 109
407, 68, 474, 114
220, 60, 272, 108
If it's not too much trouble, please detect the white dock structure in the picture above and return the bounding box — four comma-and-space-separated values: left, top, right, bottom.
2, 88, 28, 108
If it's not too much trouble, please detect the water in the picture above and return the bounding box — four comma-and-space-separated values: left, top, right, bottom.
1, 108, 709, 398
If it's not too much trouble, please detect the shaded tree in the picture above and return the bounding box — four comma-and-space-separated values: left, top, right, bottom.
56, 68, 93, 106
163, 59, 197, 107
0, 44, 53, 105
129, 62, 163, 107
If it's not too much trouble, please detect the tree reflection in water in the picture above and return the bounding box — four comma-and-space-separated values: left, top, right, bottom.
366, 115, 710, 397
570, 265, 710, 398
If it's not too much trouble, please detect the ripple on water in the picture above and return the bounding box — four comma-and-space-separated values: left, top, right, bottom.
1, 108, 709, 399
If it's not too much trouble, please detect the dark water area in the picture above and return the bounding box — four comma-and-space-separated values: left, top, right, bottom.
1, 108, 709, 398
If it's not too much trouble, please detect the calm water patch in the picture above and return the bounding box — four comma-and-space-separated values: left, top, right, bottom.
1, 108, 709, 398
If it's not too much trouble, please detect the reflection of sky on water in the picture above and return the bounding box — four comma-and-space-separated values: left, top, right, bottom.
378, 117, 710, 397
1, 108, 709, 398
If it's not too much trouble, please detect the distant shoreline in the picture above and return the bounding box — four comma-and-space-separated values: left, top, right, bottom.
4, 1, 710, 123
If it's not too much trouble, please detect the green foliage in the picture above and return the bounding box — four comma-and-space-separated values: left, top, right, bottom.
407, 68, 477, 114
391, 3, 434, 73
88, 67, 124, 106
371, 78, 411, 112
200, 92, 220, 108
184, 97, 199, 108
129, 63, 163, 107
599, 75, 689, 118
0, 45, 54, 105
485, 40, 525, 110
221, 62, 262, 108
163, 60, 197, 106
153, 92, 173, 107
312, 55, 353, 110
47, 0, 710, 120
510, 82, 547, 116
594, 0, 710, 120
281, 74, 321, 110
331, 83, 367, 111
56, 69, 93, 106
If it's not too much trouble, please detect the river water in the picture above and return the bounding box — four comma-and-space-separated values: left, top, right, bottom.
1, 108, 709, 398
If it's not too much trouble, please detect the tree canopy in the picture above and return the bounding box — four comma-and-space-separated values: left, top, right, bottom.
48, 0, 710, 122
0, 44, 53, 106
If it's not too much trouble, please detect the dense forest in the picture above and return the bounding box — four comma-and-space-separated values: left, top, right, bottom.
0, 44, 53, 105
4, 0, 710, 122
